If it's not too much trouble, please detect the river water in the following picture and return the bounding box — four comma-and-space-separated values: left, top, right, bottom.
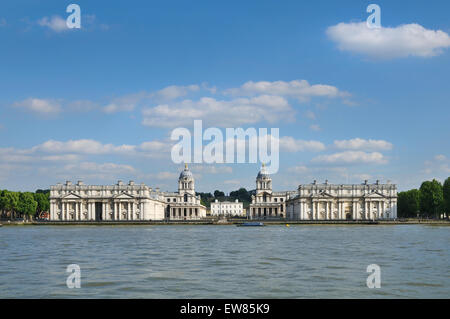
0, 225, 448, 298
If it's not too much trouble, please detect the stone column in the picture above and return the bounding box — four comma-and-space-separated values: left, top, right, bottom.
311, 201, 315, 220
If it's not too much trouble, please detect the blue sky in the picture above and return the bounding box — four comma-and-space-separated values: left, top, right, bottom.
0, 0, 449, 193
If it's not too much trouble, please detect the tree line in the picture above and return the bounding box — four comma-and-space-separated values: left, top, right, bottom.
0, 189, 50, 221
398, 177, 450, 218
197, 188, 254, 208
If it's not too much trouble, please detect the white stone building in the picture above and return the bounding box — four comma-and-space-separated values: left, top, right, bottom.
248, 164, 295, 219
248, 165, 397, 221
49, 180, 166, 221
161, 164, 207, 220
286, 180, 398, 221
49, 164, 206, 221
210, 199, 244, 217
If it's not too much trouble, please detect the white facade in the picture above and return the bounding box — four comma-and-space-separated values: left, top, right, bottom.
286, 180, 398, 220
210, 199, 244, 217
49, 164, 206, 221
161, 164, 207, 220
49, 180, 166, 221
249, 165, 397, 221
249, 164, 295, 219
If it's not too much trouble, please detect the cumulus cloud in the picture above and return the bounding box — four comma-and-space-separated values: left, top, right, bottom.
333, 138, 393, 151
142, 95, 293, 127
101, 85, 205, 114
14, 98, 61, 114
278, 137, 326, 152
226, 80, 350, 102
191, 165, 233, 174
0, 138, 172, 166
154, 85, 200, 101
33, 139, 135, 155
64, 162, 135, 174
423, 155, 450, 175
312, 151, 388, 164
327, 22, 450, 59
37, 16, 68, 32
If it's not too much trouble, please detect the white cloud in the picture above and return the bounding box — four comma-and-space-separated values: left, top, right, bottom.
309, 124, 321, 132
278, 137, 326, 152
333, 138, 393, 151
191, 165, 233, 174
327, 22, 450, 59
154, 85, 200, 101
226, 80, 349, 102
287, 165, 309, 173
64, 162, 135, 174
101, 85, 204, 114
142, 95, 293, 127
37, 16, 68, 32
304, 111, 316, 120
153, 171, 179, 180
14, 98, 61, 114
312, 151, 388, 164
223, 179, 241, 185
33, 139, 136, 155
423, 155, 450, 175
102, 92, 146, 113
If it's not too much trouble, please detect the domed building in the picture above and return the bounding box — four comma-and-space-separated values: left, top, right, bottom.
161, 164, 206, 220
249, 164, 294, 220
49, 164, 206, 222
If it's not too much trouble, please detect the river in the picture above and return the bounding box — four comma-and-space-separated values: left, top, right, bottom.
0, 225, 448, 298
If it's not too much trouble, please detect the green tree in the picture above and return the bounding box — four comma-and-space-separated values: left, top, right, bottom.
397, 189, 420, 218
34, 192, 50, 214
419, 179, 444, 218
2, 191, 19, 219
0, 190, 7, 217
214, 190, 225, 198
443, 177, 450, 218
17, 192, 37, 221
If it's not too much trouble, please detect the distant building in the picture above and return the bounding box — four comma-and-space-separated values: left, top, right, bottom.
210, 199, 244, 217
49, 164, 206, 221
248, 164, 295, 219
161, 164, 207, 220
286, 180, 398, 220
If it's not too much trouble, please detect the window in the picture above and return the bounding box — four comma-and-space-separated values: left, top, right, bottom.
184, 194, 188, 202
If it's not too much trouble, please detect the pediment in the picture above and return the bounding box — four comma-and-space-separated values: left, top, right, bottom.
364, 191, 387, 199
113, 192, 134, 199
313, 191, 334, 198
62, 193, 82, 199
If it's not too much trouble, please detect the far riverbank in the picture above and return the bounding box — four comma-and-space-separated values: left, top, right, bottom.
1, 219, 449, 226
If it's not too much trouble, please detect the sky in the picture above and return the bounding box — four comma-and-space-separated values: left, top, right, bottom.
0, 0, 449, 193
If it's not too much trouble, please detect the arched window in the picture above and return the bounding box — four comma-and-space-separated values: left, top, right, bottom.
184, 194, 188, 202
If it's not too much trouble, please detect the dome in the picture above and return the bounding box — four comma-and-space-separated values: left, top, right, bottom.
179, 163, 193, 179
257, 163, 270, 179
